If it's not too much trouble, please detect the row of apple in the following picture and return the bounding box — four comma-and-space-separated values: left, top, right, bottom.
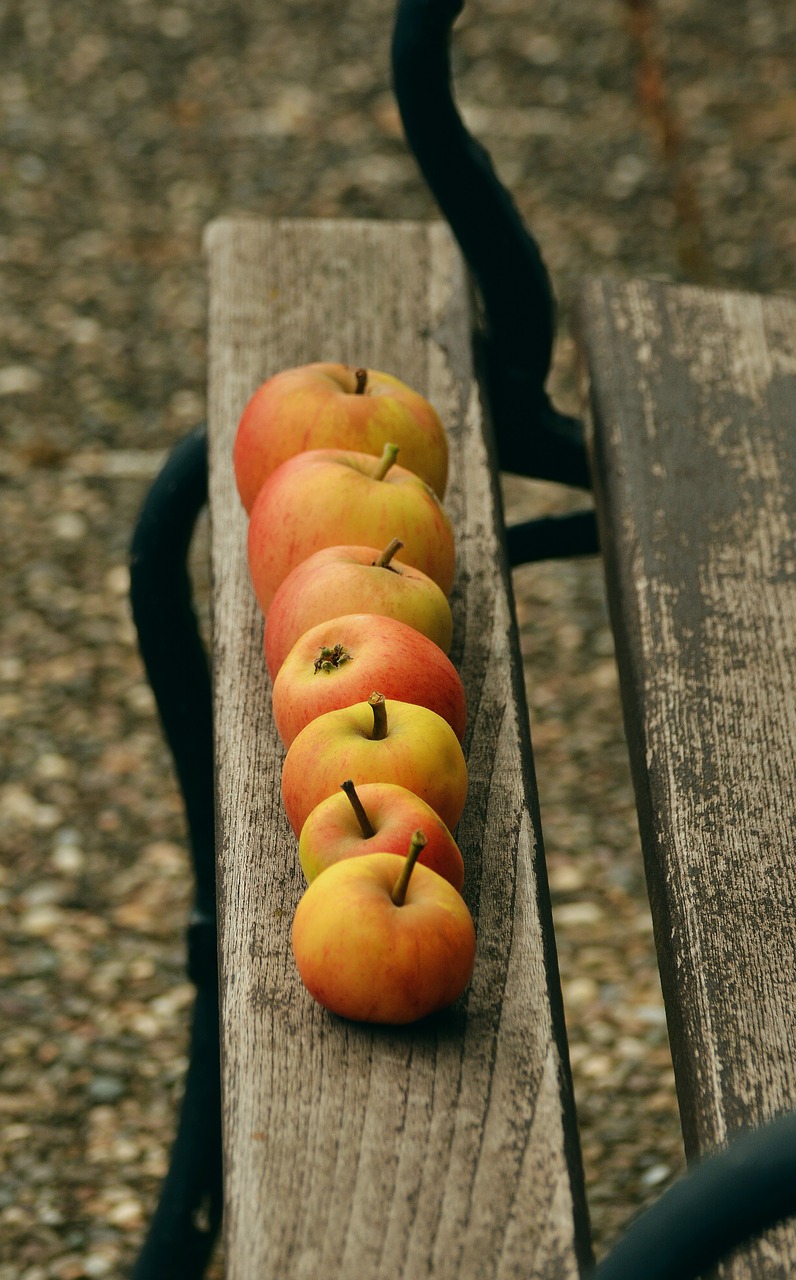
233, 362, 476, 1024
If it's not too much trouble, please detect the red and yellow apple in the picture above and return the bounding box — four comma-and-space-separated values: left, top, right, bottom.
281, 693, 468, 837
292, 831, 476, 1024
264, 538, 454, 678
271, 612, 466, 747
299, 779, 465, 891
247, 444, 456, 614
233, 362, 448, 512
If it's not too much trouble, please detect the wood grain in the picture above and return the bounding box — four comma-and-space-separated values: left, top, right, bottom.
205, 218, 590, 1279
577, 277, 796, 1277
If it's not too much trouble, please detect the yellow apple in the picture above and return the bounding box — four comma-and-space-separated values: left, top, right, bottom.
299, 779, 465, 891
247, 444, 456, 614
233, 361, 448, 512
264, 538, 453, 678
281, 693, 468, 837
291, 832, 476, 1024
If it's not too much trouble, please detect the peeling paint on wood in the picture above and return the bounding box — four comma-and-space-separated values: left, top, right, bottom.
577, 276, 796, 1279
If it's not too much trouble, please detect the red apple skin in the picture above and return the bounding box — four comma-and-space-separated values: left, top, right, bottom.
247, 448, 455, 615
264, 543, 454, 678
233, 362, 448, 512
299, 782, 465, 891
281, 698, 468, 838
292, 852, 476, 1024
271, 613, 466, 748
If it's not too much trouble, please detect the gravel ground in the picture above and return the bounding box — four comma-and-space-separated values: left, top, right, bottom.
2, 0, 795, 1275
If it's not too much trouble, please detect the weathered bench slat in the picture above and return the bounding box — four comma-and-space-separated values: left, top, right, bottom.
205, 217, 590, 1279
577, 277, 796, 1277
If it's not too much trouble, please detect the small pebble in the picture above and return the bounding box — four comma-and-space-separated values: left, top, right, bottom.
87, 1076, 126, 1103
50, 512, 88, 541
82, 1255, 117, 1278
51, 842, 86, 873
641, 1163, 673, 1189
554, 901, 604, 927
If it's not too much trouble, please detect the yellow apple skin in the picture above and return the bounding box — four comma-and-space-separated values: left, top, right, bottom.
233, 362, 448, 512
247, 448, 456, 614
271, 613, 466, 748
264, 543, 453, 678
281, 697, 468, 838
291, 852, 476, 1024
299, 782, 465, 891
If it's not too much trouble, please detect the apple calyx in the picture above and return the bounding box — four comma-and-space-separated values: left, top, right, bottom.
391, 830, 428, 906
314, 642, 353, 674
367, 691, 388, 741
371, 442, 399, 482
340, 778, 376, 839
354, 367, 368, 395
373, 537, 404, 572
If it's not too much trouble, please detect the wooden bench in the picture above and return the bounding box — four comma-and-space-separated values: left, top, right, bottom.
577, 278, 796, 1277
205, 216, 591, 1279
204, 217, 796, 1277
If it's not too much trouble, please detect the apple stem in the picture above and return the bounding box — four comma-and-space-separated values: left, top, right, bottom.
391, 830, 427, 906
354, 367, 368, 395
340, 779, 376, 839
372, 442, 399, 482
367, 691, 388, 740
374, 537, 404, 569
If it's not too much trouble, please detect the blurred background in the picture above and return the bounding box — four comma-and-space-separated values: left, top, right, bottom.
1, 0, 794, 1275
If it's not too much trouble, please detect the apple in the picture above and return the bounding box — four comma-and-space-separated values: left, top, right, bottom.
271, 612, 466, 747
233, 362, 448, 512
299, 779, 465, 891
281, 693, 468, 837
292, 831, 476, 1024
264, 538, 454, 678
247, 444, 456, 614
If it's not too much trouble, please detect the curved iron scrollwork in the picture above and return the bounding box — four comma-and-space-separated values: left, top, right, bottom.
590, 1110, 796, 1280
129, 426, 222, 1279
392, 0, 598, 561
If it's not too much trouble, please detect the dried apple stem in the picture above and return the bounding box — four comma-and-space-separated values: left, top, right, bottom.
371, 442, 399, 481
391, 830, 427, 906
313, 642, 352, 674
340, 779, 376, 839
354, 367, 368, 394
374, 537, 404, 569
367, 691, 388, 740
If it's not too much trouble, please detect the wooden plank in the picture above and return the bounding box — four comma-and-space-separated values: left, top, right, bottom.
577, 277, 796, 1277
204, 217, 590, 1280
